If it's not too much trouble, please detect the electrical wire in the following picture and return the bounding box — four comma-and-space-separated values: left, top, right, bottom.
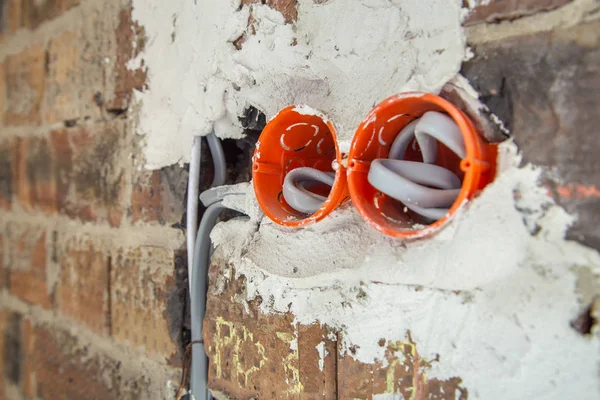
186, 131, 227, 294
190, 201, 227, 400
282, 167, 335, 214
207, 132, 227, 187
187, 132, 240, 400
187, 136, 202, 293
367, 111, 465, 221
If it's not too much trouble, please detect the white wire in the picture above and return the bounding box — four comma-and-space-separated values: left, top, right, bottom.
187, 136, 202, 293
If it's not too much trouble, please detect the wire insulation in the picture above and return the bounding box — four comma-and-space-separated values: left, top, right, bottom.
207, 133, 227, 188
187, 136, 202, 293
282, 167, 335, 214
190, 201, 226, 400
368, 111, 465, 221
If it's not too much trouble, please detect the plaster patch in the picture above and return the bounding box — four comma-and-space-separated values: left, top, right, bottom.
211, 141, 600, 399
131, 0, 465, 168
316, 341, 328, 372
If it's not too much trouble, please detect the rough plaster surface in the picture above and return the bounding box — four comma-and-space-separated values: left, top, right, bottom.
131, 0, 466, 168
211, 143, 600, 399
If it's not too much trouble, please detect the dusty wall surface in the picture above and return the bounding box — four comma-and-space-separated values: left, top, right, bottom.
0, 0, 189, 398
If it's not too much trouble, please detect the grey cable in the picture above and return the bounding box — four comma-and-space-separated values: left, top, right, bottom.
368, 111, 465, 221
190, 201, 226, 400
282, 167, 335, 214
188, 131, 226, 400
207, 133, 227, 187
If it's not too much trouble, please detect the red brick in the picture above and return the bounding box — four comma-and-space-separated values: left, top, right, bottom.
22, 320, 150, 399
106, 8, 147, 112
68, 123, 127, 226
0, 311, 6, 397
0, 0, 23, 39
462, 20, 600, 250
0, 62, 5, 125
49, 129, 73, 212
234, 0, 298, 49
0, 233, 6, 288
3, 44, 45, 126
7, 225, 52, 309
21, 0, 80, 30
0, 139, 13, 209
464, 0, 571, 25
13, 137, 33, 209
13, 136, 58, 213
13, 122, 129, 226
131, 167, 186, 226
0, 311, 23, 397
44, 31, 81, 123
56, 237, 110, 334
111, 246, 180, 362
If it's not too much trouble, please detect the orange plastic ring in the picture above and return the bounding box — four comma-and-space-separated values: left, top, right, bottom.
252, 106, 349, 227
347, 92, 497, 238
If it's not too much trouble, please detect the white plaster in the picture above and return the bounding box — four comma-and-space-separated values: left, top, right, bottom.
316, 341, 328, 372
131, 0, 465, 168
211, 142, 600, 399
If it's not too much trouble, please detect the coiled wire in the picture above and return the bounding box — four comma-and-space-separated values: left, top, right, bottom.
281, 111, 465, 220
368, 111, 465, 221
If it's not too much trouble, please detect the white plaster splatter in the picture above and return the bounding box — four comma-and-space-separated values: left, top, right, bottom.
131, 0, 466, 168
316, 341, 328, 372
211, 141, 600, 399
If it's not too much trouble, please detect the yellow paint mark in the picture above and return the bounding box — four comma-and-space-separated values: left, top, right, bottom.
276, 329, 304, 395
214, 316, 235, 378
233, 325, 268, 386
384, 340, 427, 399
212, 316, 267, 387
276, 331, 295, 343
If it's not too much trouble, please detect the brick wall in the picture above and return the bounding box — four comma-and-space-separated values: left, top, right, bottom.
1, 0, 599, 399
0, 0, 187, 398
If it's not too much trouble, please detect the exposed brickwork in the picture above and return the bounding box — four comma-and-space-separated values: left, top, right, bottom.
107, 7, 147, 112
0, 139, 13, 209
7, 224, 52, 309
10, 120, 130, 225
66, 121, 128, 226
0, 1, 182, 399
0, 233, 6, 288
1, 312, 23, 392
44, 30, 82, 123
3, 44, 45, 126
462, 19, 600, 249
234, 0, 298, 49
56, 236, 111, 335
464, 0, 572, 25
0, 62, 5, 124
21, 0, 80, 30
23, 320, 154, 399
131, 165, 187, 226
205, 261, 468, 399
111, 246, 182, 363
0, 0, 24, 36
